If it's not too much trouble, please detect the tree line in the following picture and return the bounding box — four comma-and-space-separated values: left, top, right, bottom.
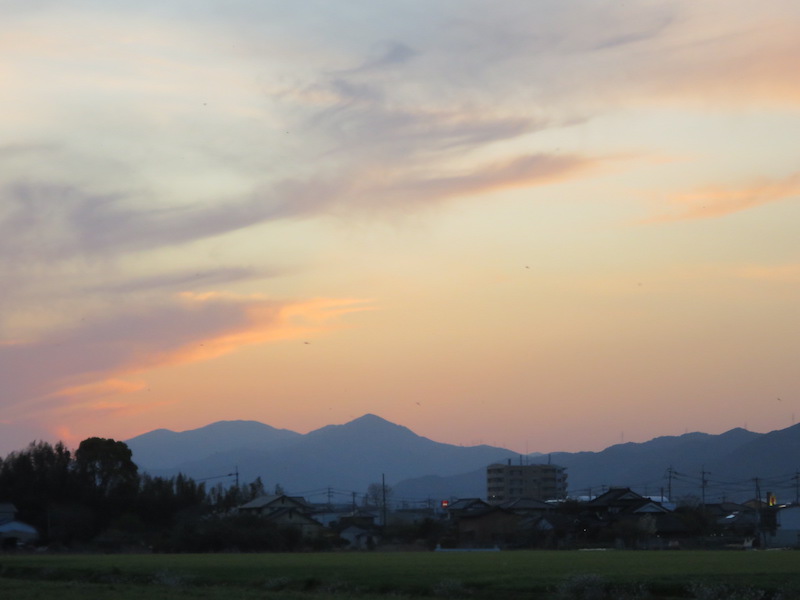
0, 437, 294, 551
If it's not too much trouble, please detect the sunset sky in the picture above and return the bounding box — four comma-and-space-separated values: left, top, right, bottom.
2, 1, 800, 458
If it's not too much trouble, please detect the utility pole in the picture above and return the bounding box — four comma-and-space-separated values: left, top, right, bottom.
754, 477, 764, 548
700, 466, 709, 509
381, 473, 387, 528
666, 466, 675, 502
232, 466, 239, 489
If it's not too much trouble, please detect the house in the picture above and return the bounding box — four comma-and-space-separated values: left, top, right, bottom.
257, 507, 327, 539
456, 506, 524, 547
311, 505, 378, 528
496, 497, 553, 515
390, 507, 437, 525
237, 494, 327, 540
339, 524, 380, 549
520, 513, 583, 548
707, 502, 757, 536
586, 488, 670, 516
0, 503, 38, 548
238, 494, 312, 516
583, 488, 674, 547
766, 505, 800, 548
445, 498, 492, 521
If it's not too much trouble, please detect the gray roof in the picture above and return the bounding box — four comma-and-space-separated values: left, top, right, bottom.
0, 519, 38, 542
497, 498, 552, 511
239, 494, 310, 510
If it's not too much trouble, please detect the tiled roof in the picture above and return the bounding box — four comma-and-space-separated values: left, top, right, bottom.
447, 498, 490, 511
498, 498, 552, 511
239, 494, 309, 510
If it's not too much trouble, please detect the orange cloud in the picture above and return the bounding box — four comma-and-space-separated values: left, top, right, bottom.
53, 425, 80, 449
643, 173, 800, 223
4, 292, 374, 428
36, 378, 169, 423
378, 152, 610, 207
72, 292, 372, 382
626, 13, 800, 108
57, 377, 148, 399
164, 294, 374, 365
735, 263, 800, 283
50, 397, 178, 422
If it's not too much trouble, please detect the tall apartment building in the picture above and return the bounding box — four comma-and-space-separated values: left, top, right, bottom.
486, 461, 567, 504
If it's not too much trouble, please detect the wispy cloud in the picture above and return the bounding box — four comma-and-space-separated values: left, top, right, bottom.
337, 41, 417, 73
643, 173, 800, 224
56, 379, 150, 405
735, 263, 800, 283
88, 267, 272, 295
636, 15, 800, 107
0, 179, 342, 261
2, 0, 799, 455
300, 72, 546, 167
1, 292, 373, 420
378, 153, 605, 206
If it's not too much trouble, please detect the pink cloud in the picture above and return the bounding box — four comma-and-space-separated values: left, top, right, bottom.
643, 173, 800, 223
371, 152, 610, 209
735, 263, 800, 283
1, 293, 373, 423
644, 19, 800, 107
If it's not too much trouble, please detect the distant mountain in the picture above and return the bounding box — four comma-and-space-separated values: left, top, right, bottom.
126, 416, 800, 504
551, 427, 763, 497
393, 469, 487, 501
126, 414, 520, 498
393, 425, 800, 503
126, 420, 301, 471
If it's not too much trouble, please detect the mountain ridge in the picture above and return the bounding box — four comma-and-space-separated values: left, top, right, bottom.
126, 416, 800, 503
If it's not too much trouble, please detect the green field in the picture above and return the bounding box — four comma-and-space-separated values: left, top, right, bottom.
1, 550, 799, 599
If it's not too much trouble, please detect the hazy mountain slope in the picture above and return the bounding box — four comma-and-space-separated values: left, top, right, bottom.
290, 414, 520, 485
551, 427, 761, 495
392, 426, 786, 503
393, 469, 487, 502
126, 415, 800, 503
127, 414, 519, 494
126, 420, 301, 472
708, 423, 800, 481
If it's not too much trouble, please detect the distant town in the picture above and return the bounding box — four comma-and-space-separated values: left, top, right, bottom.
2, 437, 798, 552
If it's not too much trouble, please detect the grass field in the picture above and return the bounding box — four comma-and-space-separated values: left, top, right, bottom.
1, 550, 799, 599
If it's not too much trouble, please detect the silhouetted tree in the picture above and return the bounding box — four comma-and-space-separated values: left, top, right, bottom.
74, 437, 138, 501
245, 476, 266, 501
366, 482, 392, 508
0, 441, 77, 540
1, 438, 219, 548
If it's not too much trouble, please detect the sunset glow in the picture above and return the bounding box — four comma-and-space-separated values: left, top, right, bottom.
1, 1, 799, 457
